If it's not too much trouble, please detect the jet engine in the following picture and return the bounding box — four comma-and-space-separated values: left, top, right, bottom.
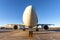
43, 25, 49, 30
14, 25, 18, 30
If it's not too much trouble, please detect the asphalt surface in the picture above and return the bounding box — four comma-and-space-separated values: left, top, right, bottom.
0, 29, 60, 40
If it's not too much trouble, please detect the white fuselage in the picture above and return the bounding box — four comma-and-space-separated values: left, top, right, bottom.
23, 5, 38, 27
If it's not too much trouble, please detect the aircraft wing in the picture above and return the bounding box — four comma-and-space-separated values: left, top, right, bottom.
37, 24, 54, 26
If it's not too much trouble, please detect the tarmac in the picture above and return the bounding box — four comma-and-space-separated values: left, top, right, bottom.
0, 29, 60, 40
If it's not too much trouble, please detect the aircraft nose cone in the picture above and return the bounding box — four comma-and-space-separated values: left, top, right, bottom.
27, 5, 32, 9
23, 5, 38, 27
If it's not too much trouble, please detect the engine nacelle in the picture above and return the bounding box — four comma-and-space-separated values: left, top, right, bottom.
14, 25, 18, 30
43, 25, 49, 30
13, 25, 26, 31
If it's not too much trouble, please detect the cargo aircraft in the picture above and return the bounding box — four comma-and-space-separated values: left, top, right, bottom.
12, 5, 54, 37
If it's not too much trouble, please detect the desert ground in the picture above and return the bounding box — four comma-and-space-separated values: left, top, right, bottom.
0, 28, 60, 40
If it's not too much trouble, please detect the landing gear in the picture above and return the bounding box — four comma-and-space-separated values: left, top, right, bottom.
23, 25, 26, 31
36, 28, 39, 31
29, 31, 33, 37
36, 25, 39, 31
29, 27, 33, 38
23, 28, 26, 31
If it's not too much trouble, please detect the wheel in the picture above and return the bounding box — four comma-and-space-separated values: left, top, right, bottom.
23, 29, 26, 31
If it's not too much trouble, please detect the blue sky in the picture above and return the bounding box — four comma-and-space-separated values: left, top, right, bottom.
0, 0, 60, 26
